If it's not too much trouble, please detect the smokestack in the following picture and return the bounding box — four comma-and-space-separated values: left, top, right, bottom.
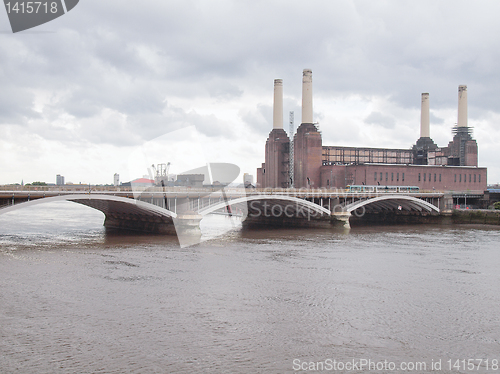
457, 85, 468, 127
302, 69, 313, 124
420, 93, 430, 138
273, 79, 283, 129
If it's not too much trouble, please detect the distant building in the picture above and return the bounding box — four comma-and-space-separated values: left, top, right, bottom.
243, 173, 254, 187
56, 174, 65, 186
176, 174, 204, 188
131, 178, 154, 187
114, 173, 120, 186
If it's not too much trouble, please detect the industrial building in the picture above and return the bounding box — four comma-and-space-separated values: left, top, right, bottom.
257, 70, 487, 192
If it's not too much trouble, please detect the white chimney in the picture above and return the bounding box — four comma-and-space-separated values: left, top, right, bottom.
301, 69, 313, 124
457, 85, 468, 128
420, 93, 430, 138
273, 79, 283, 129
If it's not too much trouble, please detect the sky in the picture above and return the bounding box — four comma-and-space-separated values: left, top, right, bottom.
1, 0, 500, 185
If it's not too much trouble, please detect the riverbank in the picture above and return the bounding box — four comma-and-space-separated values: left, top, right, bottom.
449, 209, 500, 225
349, 209, 500, 227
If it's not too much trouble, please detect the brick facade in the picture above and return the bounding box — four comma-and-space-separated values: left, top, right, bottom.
293, 123, 322, 188
259, 129, 290, 188
320, 164, 487, 191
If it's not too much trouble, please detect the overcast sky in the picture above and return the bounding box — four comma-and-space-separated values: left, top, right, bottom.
1, 0, 500, 185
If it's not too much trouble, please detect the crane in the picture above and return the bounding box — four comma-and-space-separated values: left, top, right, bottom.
149, 162, 171, 210
150, 162, 171, 186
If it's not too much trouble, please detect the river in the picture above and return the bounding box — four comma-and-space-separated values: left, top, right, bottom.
1, 201, 499, 373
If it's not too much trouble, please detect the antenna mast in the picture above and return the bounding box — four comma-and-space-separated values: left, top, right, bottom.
289, 111, 294, 188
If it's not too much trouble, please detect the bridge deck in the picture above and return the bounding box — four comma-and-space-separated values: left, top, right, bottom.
0, 187, 454, 236
0, 188, 447, 199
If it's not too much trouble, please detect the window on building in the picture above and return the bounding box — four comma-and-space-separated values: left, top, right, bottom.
429, 173, 431, 182
454, 174, 457, 183
419, 173, 421, 182
464, 174, 466, 182
469, 174, 471, 183
474, 174, 476, 183
380, 172, 382, 181
439, 174, 441, 182
460, 174, 462, 182
374, 172, 377, 181
402, 173, 405, 182
479, 174, 481, 183
434, 174, 436, 182
391, 172, 394, 181
386, 172, 388, 181
424, 173, 426, 182
397, 173, 399, 182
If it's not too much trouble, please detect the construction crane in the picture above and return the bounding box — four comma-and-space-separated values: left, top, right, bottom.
150, 162, 171, 186
289, 111, 294, 188
149, 162, 171, 210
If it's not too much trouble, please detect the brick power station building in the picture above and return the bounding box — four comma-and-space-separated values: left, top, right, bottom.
257, 70, 487, 192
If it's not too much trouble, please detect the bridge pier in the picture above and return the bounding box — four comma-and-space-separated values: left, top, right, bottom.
173, 212, 203, 247
332, 212, 351, 229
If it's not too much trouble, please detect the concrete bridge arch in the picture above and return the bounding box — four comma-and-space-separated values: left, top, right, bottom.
0, 194, 178, 233
199, 194, 331, 217
345, 195, 440, 214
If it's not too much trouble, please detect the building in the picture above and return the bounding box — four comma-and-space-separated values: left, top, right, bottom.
113, 173, 120, 186
56, 174, 65, 186
243, 173, 254, 187
257, 70, 487, 192
175, 174, 204, 188
131, 178, 154, 187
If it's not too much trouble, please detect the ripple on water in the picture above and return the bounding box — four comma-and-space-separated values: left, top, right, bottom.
1, 206, 500, 372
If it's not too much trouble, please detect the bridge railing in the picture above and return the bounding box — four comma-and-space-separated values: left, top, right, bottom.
251, 188, 448, 197
0, 185, 134, 192
0, 185, 247, 194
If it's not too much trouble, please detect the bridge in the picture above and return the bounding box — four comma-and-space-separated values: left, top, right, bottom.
0, 186, 446, 234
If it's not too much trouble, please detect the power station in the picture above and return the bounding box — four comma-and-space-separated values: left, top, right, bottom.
257, 70, 487, 191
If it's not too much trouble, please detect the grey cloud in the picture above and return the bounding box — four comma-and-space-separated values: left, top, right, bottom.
60, 82, 166, 118
2, 0, 500, 183
240, 104, 272, 136
207, 80, 243, 101
5, 0, 499, 121
0, 88, 40, 125
185, 111, 236, 139
430, 112, 444, 125
365, 111, 396, 129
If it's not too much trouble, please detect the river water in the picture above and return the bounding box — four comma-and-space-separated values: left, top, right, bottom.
1, 201, 499, 373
